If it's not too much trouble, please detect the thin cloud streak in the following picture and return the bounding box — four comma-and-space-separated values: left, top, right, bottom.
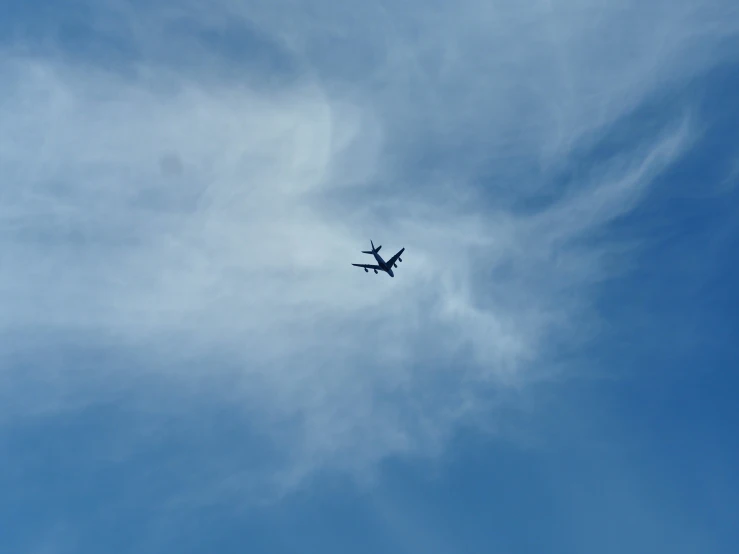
1, 0, 737, 495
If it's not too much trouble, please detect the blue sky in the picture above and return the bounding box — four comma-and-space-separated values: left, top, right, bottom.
1, 0, 738, 552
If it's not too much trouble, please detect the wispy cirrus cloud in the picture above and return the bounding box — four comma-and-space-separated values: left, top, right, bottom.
1, 0, 737, 497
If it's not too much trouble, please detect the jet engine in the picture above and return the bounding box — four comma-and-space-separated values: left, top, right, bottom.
364, 268, 368, 272
398, 258, 402, 262
374, 269, 378, 274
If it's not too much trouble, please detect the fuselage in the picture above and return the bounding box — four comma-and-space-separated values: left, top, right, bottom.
373, 252, 394, 277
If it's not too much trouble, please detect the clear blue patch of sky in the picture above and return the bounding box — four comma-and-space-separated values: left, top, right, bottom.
1, 343, 287, 553
591, 60, 739, 372
0, 0, 304, 90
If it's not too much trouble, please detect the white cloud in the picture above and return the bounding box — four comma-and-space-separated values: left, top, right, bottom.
1, 0, 737, 496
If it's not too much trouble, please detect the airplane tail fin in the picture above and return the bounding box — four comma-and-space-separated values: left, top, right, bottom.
362, 240, 381, 254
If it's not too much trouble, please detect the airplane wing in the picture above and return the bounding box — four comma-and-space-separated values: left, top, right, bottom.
385, 248, 405, 267
352, 263, 382, 270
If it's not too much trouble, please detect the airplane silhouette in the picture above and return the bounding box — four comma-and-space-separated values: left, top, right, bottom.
352, 240, 404, 277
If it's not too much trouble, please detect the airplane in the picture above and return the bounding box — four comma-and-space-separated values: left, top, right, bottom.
352, 240, 404, 277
